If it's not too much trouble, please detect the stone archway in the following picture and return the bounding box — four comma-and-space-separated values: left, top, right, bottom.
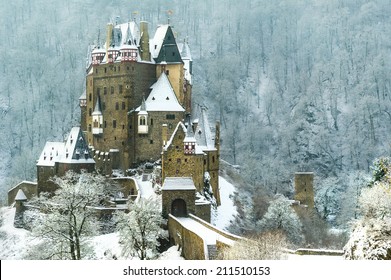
171, 199, 187, 217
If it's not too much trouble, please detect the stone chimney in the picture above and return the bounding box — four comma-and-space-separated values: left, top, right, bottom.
106, 22, 114, 54
139, 21, 151, 61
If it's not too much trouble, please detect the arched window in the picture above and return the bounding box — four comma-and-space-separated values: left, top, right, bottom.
139, 116, 146, 126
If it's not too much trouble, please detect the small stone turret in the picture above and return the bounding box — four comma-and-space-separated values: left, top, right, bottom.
14, 189, 27, 228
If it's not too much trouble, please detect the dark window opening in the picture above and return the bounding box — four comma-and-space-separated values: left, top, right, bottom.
113, 120, 117, 128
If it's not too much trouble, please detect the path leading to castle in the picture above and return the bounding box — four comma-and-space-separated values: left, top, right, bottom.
176, 217, 235, 246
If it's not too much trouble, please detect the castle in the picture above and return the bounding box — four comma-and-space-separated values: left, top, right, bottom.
8, 18, 221, 218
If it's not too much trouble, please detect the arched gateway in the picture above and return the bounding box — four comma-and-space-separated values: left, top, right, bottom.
171, 199, 187, 217
162, 177, 196, 218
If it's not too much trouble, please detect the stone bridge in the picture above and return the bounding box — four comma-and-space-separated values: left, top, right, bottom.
167, 213, 241, 260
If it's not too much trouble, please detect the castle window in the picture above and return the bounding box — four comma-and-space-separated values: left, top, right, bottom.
185, 158, 188, 163
119, 85, 123, 94
104, 67, 107, 73
95, 69, 98, 74
139, 116, 146, 126
104, 87, 107, 95
150, 139, 153, 144
166, 114, 175, 120
177, 158, 181, 164
104, 121, 107, 128
165, 70, 169, 75
113, 120, 117, 128
122, 125, 125, 130
89, 108, 92, 116
89, 94, 92, 101
212, 156, 215, 163
172, 52, 175, 56
122, 102, 126, 110
115, 102, 119, 110
150, 119, 153, 126
88, 124, 92, 132
111, 86, 114, 94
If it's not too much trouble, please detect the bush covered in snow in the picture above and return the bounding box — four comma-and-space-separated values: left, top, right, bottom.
344, 158, 391, 259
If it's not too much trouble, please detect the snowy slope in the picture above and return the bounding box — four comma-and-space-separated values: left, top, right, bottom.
0, 175, 236, 260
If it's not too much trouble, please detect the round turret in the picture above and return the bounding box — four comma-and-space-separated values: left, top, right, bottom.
91, 47, 105, 65
107, 46, 119, 63
120, 44, 138, 62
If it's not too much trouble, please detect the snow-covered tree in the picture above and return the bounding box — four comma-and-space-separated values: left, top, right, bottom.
26, 171, 113, 260
258, 195, 304, 246
344, 158, 391, 259
217, 231, 288, 260
116, 198, 163, 260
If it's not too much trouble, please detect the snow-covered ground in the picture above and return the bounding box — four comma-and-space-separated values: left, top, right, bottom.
0, 175, 236, 260
212, 176, 238, 230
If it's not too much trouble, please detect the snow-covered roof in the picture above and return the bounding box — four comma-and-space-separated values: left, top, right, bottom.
163, 122, 205, 155
37, 127, 95, 166
151, 24, 169, 59
162, 177, 196, 191
193, 108, 216, 151
15, 189, 27, 201
37, 141, 64, 166
92, 95, 102, 115
135, 72, 185, 112
59, 127, 95, 164
79, 90, 86, 100
178, 42, 192, 60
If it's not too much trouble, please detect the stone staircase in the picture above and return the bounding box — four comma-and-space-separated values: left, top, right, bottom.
207, 245, 218, 260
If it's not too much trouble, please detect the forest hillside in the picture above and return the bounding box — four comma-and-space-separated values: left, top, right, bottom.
1, 0, 391, 229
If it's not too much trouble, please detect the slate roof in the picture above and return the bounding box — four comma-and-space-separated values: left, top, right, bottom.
37, 127, 95, 166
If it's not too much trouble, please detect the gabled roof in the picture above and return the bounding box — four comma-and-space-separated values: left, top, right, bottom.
136, 72, 185, 112
37, 141, 65, 166
37, 127, 95, 166
151, 25, 169, 59
193, 107, 216, 151
163, 122, 204, 155
59, 127, 94, 164
151, 25, 183, 64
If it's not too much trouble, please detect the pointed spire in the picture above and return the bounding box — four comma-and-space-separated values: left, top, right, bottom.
140, 97, 147, 112
125, 22, 134, 45
92, 95, 102, 115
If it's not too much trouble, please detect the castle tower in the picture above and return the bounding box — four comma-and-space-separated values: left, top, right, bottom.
294, 172, 314, 208
79, 90, 87, 132
14, 189, 27, 228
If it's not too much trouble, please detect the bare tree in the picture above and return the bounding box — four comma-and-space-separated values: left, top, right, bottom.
27, 171, 112, 260
217, 231, 288, 260
115, 198, 163, 260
